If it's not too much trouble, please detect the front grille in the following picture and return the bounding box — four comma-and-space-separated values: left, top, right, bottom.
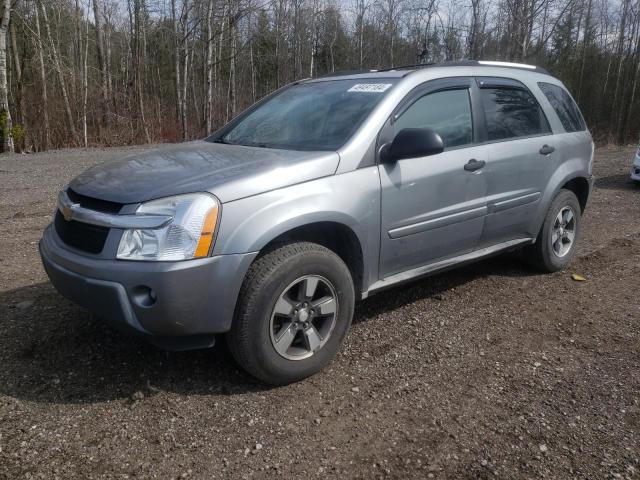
67, 188, 123, 214
54, 210, 109, 254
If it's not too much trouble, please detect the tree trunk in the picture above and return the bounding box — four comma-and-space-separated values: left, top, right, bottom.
133, 0, 151, 143
609, 0, 630, 141
226, 13, 236, 121
205, 0, 214, 134
576, 0, 592, 103
104, 6, 114, 104
181, 18, 189, 140
39, 0, 79, 145
0, 0, 13, 153
9, 18, 26, 150
82, 5, 89, 147
171, 0, 182, 136
92, 0, 110, 130
249, 13, 256, 102
33, 2, 49, 150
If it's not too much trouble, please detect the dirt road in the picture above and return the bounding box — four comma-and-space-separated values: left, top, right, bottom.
1, 145, 639, 479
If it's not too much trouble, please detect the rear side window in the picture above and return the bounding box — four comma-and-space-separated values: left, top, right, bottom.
480, 87, 551, 141
394, 89, 473, 148
538, 82, 586, 132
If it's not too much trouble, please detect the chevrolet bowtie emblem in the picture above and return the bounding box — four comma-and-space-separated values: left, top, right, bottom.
62, 205, 73, 221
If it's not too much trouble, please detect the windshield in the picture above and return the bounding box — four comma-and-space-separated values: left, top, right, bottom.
214, 79, 398, 151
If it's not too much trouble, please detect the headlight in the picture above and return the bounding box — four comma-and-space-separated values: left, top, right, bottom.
117, 193, 219, 261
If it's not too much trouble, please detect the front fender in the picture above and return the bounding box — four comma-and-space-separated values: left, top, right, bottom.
212, 167, 382, 289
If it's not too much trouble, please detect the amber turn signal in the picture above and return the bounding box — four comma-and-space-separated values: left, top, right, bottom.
194, 206, 219, 257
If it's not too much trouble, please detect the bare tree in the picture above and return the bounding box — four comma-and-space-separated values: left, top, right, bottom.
0, 0, 638, 149
172, 0, 183, 136
10, 18, 26, 150
81, 0, 89, 146
0, 0, 13, 152
39, 0, 79, 144
92, 0, 110, 130
32, 0, 50, 150
205, 0, 215, 133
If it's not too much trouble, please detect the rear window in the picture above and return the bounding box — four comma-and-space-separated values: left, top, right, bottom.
480, 87, 551, 141
538, 82, 586, 132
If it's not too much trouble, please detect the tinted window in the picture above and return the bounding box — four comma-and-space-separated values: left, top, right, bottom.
538, 82, 586, 132
394, 89, 473, 148
480, 87, 551, 141
216, 79, 397, 151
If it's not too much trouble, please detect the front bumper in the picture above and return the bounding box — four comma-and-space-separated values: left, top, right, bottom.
631, 158, 640, 181
40, 224, 258, 350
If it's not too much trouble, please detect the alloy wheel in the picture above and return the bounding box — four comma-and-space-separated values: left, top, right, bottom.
269, 275, 338, 360
551, 206, 576, 258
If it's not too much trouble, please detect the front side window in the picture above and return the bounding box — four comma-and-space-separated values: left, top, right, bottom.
538, 82, 586, 133
480, 87, 551, 141
213, 79, 398, 151
393, 89, 473, 148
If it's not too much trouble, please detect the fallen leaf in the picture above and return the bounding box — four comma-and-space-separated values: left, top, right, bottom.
571, 273, 586, 282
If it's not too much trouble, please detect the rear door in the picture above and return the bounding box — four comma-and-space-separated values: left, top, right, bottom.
378, 77, 489, 277
474, 77, 559, 247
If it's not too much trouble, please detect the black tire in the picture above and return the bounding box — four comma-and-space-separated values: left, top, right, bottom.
527, 189, 582, 272
226, 242, 355, 385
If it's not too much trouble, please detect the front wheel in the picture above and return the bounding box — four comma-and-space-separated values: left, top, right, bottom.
226, 242, 355, 385
527, 189, 582, 272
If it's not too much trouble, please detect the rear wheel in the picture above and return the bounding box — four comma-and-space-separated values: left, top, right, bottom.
226, 242, 355, 385
527, 189, 582, 272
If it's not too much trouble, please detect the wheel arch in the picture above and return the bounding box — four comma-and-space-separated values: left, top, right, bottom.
254, 220, 366, 300
561, 176, 590, 213
531, 167, 592, 239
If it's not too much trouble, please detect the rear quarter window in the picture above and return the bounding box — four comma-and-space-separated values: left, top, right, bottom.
480, 87, 551, 141
538, 82, 586, 133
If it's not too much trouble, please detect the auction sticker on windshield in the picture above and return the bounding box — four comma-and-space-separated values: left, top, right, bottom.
347, 84, 393, 93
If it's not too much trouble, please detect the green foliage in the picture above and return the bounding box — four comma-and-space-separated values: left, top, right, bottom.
0, 109, 9, 150
11, 124, 25, 147
0, 110, 26, 151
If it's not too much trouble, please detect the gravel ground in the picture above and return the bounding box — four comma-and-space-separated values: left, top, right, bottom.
0, 145, 639, 479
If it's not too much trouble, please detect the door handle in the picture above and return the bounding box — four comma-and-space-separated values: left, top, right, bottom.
464, 158, 486, 172
539, 144, 555, 155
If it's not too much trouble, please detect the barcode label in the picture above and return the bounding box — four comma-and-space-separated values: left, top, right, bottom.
347, 83, 393, 93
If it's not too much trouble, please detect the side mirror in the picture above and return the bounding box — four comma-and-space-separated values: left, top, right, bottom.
382, 128, 444, 162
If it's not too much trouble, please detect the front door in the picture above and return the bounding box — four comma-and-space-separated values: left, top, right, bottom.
378, 79, 488, 278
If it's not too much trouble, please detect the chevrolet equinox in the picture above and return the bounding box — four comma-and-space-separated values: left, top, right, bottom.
40, 61, 594, 385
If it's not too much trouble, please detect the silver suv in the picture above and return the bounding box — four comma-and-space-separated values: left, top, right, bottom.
40, 61, 594, 385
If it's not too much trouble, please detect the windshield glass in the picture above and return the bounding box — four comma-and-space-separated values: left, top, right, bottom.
215, 79, 398, 151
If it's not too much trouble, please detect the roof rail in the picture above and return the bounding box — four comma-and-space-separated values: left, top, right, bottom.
314, 69, 372, 78
305, 60, 551, 81
378, 60, 550, 75
377, 62, 436, 72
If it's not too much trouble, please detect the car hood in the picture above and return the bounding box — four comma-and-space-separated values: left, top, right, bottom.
69, 141, 340, 204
